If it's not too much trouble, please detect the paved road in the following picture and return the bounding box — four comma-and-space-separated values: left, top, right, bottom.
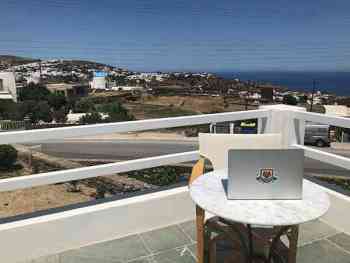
37, 140, 198, 160
32, 140, 350, 177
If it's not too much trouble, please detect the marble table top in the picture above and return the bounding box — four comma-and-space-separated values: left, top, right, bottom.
189, 170, 330, 226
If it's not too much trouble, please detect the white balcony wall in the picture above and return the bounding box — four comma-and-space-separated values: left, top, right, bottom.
0, 187, 195, 263
0, 105, 349, 262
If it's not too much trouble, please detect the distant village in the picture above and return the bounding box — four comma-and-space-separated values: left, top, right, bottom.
1, 56, 350, 128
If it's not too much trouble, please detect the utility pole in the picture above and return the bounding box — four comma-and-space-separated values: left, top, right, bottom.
310, 80, 316, 112
39, 59, 42, 84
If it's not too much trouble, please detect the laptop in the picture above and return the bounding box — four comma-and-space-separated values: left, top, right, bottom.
227, 149, 304, 200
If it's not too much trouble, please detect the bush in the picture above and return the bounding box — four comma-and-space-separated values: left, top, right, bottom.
283, 95, 298, 105
75, 98, 95, 113
48, 92, 67, 111
98, 102, 134, 122
0, 100, 22, 120
52, 106, 68, 123
127, 167, 178, 186
79, 111, 103, 124
19, 83, 51, 102
0, 145, 18, 169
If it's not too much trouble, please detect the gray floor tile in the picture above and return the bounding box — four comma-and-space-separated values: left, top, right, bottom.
61, 235, 149, 262
30, 255, 60, 263
127, 256, 154, 263
298, 220, 339, 246
60, 255, 114, 263
152, 247, 195, 263
140, 226, 191, 253
328, 233, 350, 252
187, 244, 196, 258
179, 221, 196, 242
297, 239, 350, 263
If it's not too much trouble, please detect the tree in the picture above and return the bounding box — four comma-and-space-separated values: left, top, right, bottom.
19, 101, 52, 123
48, 92, 67, 111
298, 95, 308, 104
283, 95, 298, 106
79, 112, 103, 124
0, 145, 18, 169
75, 98, 95, 113
36, 101, 53, 123
52, 107, 68, 123
19, 83, 51, 102
0, 100, 21, 120
113, 75, 127, 86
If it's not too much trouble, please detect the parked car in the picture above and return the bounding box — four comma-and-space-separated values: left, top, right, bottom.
304, 124, 330, 147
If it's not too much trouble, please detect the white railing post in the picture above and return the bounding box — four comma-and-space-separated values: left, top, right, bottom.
257, 117, 268, 134
259, 105, 306, 147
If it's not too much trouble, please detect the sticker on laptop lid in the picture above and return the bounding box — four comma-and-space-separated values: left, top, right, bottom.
256, 168, 278, 184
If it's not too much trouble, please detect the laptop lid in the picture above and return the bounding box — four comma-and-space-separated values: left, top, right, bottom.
227, 149, 304, 200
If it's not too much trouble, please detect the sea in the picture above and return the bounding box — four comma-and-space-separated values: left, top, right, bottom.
215, 71, 350, 96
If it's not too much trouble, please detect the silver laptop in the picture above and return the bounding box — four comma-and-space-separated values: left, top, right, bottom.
227, 149, 304, 200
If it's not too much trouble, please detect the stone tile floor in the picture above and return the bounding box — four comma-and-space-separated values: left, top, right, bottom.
26, 220, 350, 263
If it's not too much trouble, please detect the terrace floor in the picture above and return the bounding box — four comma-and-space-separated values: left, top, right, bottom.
24, 219, 350, 263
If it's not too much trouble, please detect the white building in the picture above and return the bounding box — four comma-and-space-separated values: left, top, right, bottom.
0, 71, 17, 102
90, 72, 107, 90
111, 86, 144, 92
323, 105, 350, 117
26, 72, 41, 84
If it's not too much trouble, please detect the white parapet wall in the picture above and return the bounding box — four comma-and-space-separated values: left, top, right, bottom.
0, 187, 195, 263
0, 105, 350, 262
318, 184, 350, 233
1, 181, 349, 263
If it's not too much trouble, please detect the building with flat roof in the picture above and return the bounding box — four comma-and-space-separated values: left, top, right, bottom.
90, 71, 107, 90
0, 71, 17, 102
46, 83, 88, 99
111, 86, 144, 92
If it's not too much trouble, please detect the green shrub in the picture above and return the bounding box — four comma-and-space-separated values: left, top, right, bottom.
127, 166, 178, 186
78, 111, 103, 124
0, 145, 18, 169
283, 95, 298, 105
75, 98, 95, 113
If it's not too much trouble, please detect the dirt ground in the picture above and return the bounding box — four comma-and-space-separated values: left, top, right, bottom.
141, 95, 226, 113
0, 183, 92, 218
0, 155, 153, 219
124, 95, 258, 121
139, 95, 257, 114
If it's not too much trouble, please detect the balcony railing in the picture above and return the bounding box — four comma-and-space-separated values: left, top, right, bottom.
0, 109, 269, 192
1, 104, 350, 262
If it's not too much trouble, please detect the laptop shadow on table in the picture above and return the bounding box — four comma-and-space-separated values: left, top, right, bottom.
222, 179, 229, 198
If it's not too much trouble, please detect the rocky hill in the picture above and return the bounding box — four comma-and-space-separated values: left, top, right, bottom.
0, 55, 113, 69
0, 55, 39, 67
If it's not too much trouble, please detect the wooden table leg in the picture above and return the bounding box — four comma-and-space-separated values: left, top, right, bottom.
268, 225, 300, 263
196, 205, 205, 263
287, 226, 299, 263
247, 224, 253, 263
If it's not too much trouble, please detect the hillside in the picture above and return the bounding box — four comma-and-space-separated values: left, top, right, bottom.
0, 55, 113, 69
0, 55, 39, 66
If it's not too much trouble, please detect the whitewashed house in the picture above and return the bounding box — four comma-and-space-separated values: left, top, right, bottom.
0, 71, 17, 102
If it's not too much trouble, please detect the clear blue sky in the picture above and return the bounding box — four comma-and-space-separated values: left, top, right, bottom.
1, 0, 349, 72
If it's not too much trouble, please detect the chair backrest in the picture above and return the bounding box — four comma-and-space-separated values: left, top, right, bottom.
199, 133, 283, 170
189, 158, 205, 185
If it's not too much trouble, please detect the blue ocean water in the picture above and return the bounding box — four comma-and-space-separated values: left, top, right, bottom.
215, 71, 350, 96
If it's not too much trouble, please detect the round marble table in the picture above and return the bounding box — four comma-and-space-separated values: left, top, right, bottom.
189, 169, 330, 263
190, 169, 330, 226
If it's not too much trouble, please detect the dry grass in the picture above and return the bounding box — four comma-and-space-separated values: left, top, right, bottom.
0, 184, 93, 218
